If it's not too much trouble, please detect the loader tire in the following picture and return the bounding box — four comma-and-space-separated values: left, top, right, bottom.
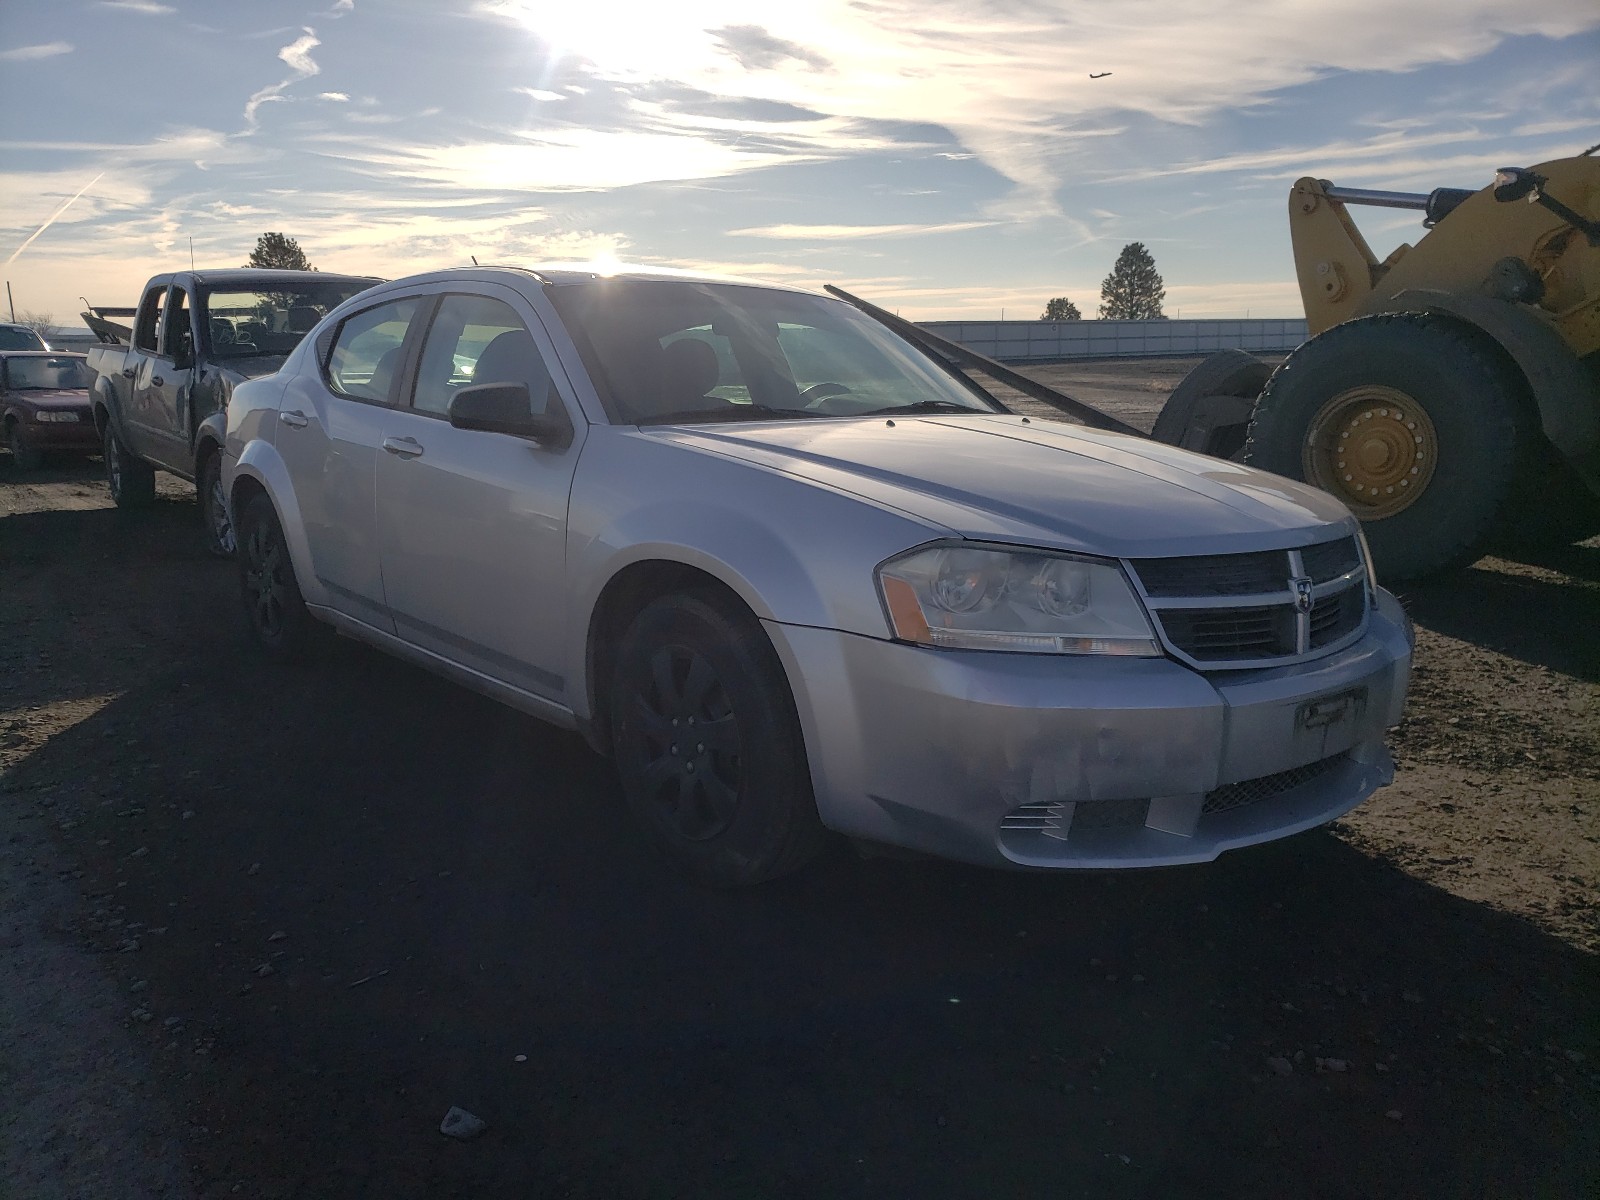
1151, 349, 1272, 460
1244, 313, 1535, 585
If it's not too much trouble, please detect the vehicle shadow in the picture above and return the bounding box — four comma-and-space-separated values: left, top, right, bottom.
1395, 554, 1600, 681
3, 498, 1595, 1200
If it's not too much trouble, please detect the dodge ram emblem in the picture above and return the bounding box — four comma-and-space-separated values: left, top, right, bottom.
1291, 575, 1314, 615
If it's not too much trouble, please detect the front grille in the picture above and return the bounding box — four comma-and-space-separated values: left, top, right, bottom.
1129, 537, 1367, 668
1202, 754, 1345, 814
1070, 797, 1150, 831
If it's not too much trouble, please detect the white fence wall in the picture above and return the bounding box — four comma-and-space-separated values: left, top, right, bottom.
918, 318, 1308, 362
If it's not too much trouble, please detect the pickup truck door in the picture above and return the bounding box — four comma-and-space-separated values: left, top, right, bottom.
373, 287, 583, 703
119, 282, 168, 458
134, 284, 198, 473
275, 293, 426, 633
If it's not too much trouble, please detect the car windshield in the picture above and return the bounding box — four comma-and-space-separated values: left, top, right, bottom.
546, 279, 1002, 424
0, 326, 48, 352
4, 355, 91, 390
203, 282, 376, 360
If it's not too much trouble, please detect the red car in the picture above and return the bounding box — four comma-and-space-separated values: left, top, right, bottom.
2, 351, 98, 470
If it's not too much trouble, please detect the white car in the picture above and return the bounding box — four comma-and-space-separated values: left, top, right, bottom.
223, 265, 1412, 885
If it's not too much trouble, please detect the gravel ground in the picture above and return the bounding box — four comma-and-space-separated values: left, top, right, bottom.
2, 361, 1596, 1198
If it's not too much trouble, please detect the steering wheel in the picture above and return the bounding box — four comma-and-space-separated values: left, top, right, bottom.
800, 381, 853, 410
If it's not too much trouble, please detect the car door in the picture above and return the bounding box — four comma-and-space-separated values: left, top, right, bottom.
136, 284, 198, 472
121, 282, 168, 457
275, 293, 426, 633
373, 287, 583, 703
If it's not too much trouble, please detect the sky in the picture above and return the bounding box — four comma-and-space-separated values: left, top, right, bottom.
1, 1, 1597, 329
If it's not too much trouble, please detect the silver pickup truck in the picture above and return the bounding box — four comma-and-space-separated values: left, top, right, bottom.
85, 269, 379, 553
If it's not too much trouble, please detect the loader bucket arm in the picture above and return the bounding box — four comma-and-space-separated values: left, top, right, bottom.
824, 284, 1145, 437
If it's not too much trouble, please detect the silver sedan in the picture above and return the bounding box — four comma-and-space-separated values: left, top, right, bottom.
223, 266, 1411, 885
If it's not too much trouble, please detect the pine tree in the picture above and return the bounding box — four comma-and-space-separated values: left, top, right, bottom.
1098, 242, 1165, 319
245, 233, 316, 272
1040, 297, 1082, 321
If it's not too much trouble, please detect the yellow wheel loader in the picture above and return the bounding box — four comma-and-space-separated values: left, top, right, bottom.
1152, 147, 1600, 583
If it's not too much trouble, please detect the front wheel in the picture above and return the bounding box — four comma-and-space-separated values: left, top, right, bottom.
237, 492, 314, 660
1244, 313, 1534, 583
609, 591, 826, 886
7, 421, 44, 471
103, 420, 156, 508
198, 450, 235, 558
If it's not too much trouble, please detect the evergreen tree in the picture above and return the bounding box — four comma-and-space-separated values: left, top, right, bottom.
1098, 242, 1165, 319
1040, 297, 1082, 321
245, 232, 316, 272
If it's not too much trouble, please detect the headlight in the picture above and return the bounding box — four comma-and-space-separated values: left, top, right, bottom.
877, 542, 1161, 655
34, 411, 81, 423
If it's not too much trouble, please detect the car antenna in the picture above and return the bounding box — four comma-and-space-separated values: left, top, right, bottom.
471, 255, 480, 266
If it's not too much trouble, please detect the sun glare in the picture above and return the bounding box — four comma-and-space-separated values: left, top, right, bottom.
493, 0, 721, 77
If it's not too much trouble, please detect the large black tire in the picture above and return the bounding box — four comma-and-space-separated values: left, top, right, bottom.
103, 420, 156, 508
237, 491, 315, 661
1245, 313, 1536, 584
7, 420, 44, 471
610, 590, 826, 887
198, 448, 236, 558
1151, 349, 1272, 460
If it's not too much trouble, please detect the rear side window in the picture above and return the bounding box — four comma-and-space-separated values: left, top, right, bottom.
134, 286, 166, 353
324, 298, 421, 404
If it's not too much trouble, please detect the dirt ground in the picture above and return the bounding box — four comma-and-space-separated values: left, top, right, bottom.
2, 359, 1597, 1199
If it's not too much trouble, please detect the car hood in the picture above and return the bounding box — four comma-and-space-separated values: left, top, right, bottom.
656, 414, 1357, 559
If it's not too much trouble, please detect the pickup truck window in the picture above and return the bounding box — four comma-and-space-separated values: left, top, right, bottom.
326, 297, 421, 404
134, 285, 166, 353
163, 288, 193, 362
204, 280, 377, 360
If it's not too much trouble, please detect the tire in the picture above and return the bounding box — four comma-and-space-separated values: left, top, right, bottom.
7, 420, 44, 471
1151, 349, 1272, 460
237, 491, 314, 661
1244, 313, 1535, 584
609, 590, 826, 886
198, 448, 236, 558
103, 420, 156, 508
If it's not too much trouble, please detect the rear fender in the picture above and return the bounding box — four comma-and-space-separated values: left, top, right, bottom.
229, 439, 326, 608
1376, 290, 1599, 462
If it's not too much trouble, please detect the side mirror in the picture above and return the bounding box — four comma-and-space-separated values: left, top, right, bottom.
448, 381, 570, 446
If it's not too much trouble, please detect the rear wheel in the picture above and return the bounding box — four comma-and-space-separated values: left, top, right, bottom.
198, 449, 235, 558
103, 420, 156, 508
1245, 313, 1534, 584
1151, 349, 1272, 460
609, 591, 825, 886
237, 492, 314, 660
7, 420, 44, 471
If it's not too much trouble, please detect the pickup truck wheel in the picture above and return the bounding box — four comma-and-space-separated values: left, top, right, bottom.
199, 452, 236, 558
610, 591, 826, 887
7, 421, 44, 471
237, 492, 313, 660
103, 422, 156, 508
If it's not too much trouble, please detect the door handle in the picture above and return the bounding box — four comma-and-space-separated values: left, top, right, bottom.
122, 367, 136, 378
151, 375, 164, 387
279, 410, 309, 429
381, 436, 424, 458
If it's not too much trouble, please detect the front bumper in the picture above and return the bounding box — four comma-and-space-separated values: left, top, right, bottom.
767, 589, 1412, 869
14, 414, 99, 452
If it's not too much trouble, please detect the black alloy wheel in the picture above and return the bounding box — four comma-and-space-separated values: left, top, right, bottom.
237, 491, 312, 659
610, 591, 825, 886
102, 421, 156, 508
199, 451, 236, 558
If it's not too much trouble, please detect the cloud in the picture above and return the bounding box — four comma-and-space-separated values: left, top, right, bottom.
729, 220, 999, 240
0, 42, 72, 61
710, 25, 831, 71
243, 28, 322, 129
319, 92, 350, 102
514, 87, 567, 102
323, 0, 354, 15
96, 1, 176, 13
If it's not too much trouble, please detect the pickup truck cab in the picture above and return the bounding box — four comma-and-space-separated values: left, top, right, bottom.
87, 268, 379, 553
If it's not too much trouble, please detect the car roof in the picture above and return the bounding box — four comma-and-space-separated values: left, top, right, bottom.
367, 262, 816, 296
0, 350, 83, 359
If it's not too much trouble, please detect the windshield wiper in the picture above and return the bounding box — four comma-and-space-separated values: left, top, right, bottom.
856, 400, 983, 417
639, 404, 827, 425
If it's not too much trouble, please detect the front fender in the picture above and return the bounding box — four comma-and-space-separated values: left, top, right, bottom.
228, 438, 327, 609
195, 411, 227, 469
